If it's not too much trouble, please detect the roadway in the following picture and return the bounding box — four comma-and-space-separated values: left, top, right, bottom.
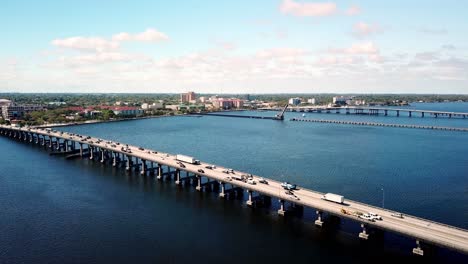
2, 124, 468, 254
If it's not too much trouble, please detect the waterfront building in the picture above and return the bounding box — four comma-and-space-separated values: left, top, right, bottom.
288, 97, 301, 105
1, 102, 45, 120
307, 98, 316, 105
111, 106, 144, 116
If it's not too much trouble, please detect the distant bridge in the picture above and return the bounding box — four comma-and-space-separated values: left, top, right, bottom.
1, 124, 467, 257
260, 106, 468, 119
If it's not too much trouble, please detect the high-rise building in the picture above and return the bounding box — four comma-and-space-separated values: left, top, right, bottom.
180, 91, 196, 103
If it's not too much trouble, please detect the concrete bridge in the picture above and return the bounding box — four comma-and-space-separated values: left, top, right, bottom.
260, 106, 468, 118
1, 124, 467, 257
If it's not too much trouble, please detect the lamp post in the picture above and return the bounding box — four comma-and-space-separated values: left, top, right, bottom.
381, 187, 385, 209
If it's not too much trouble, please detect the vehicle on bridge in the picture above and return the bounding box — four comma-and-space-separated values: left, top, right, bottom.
321, 193, 344, 204
281, 182, 297, 190
176, 154, 200, 165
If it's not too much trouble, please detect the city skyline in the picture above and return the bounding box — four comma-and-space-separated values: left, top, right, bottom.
1, 0, 467, 94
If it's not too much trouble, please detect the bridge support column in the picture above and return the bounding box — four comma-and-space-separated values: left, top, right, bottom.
89, 147, 94, 160
278, 199, 285, 216
219, 182, 225, 198
112, 152, 117, 166
384, 110, 388, 116
141, 160, 147, 175
396, 110, 400, 117
157, 165, 162, 180
409, 111, 412, 117
175, 169, 181, 185
359, 223, 369, 240
315, 210, 323, 227
100, 149, 105, 163
246, 190, 253, 206
79, 143, 83, 157
412, 240, 424, 256
196, 176, 202, 191
126, 155, 131, 171
422, 112, 425, 118
149, 162, 154, 175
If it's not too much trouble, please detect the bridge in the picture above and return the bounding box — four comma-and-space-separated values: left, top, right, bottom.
1, 124, 467, 256
260, 106, 468, 118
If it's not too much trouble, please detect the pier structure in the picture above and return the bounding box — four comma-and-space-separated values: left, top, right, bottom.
1, 124, 468, 257
260, 106, 468, 119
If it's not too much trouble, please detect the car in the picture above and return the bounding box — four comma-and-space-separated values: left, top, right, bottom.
292, 195, 300, 201
205, 165, 214, 169
116, 142, 120, 145
247, 179, 256, 185
226, 176, 232, 181
222, 170, 229, 174
197, 169, 205, 173
359, 214, 375, 222
281, 182, 297, 190
147, 151, 151, 154
152, 151, 157, 154
368, 212, 382, 220
111, 144, 116, 148
88, 140, 94, 143
285, 190, 294, 195
228, 169, 235, 174
138, 147, 144, 151
258, 177, 268, 184
179, 163, 186, 168
391, 212, 404, 218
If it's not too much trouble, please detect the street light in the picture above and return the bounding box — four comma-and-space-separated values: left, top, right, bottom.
381, 187, 385, 209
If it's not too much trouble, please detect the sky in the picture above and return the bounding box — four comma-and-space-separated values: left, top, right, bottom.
1, 0, 467, 94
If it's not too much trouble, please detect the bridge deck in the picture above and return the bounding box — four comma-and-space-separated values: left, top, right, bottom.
1, 124, 468, 254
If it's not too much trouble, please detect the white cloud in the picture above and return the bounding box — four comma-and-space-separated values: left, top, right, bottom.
352, 22, 382, 38
280, 0, 337, 17
112, 28, 169, 42
345, 5, 361, 16
419, 27, 448, 35
51, 37, 119, 52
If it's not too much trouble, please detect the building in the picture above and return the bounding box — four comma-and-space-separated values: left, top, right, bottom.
180, 91, 196, 103
141, 101, 164, 110
333, 96, 352, 105
111, 106, 144, 117
211, 98, 244, 109
307, 98, 316, 105
288, 98, 301, 105
1, 101, 45, 120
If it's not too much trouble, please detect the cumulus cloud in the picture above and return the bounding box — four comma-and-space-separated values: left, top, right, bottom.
51, 37, 119, 52
352, 22, 382, 38
280, 0, 337, 17
112, 28, 169, 42
345, 5, 361, 16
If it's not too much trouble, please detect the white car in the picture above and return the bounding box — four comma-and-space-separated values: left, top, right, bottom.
368, 212, 382, 220
359, 214, 375, 222
391, 212, 404, 218
247, 179, 256, 185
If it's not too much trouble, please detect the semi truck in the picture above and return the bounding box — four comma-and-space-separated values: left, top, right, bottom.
321, 193, 344, 204
176, 154, 201, 165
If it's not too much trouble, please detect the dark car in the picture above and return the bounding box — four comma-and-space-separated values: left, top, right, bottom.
138, 147, 144, 151
197, 169, 204, 173
179, 163, 186, 168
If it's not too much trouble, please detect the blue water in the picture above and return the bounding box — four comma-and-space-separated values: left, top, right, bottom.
1, 102, 467, 263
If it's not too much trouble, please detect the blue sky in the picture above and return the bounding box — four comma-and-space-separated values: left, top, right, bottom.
1, 0, 467, 93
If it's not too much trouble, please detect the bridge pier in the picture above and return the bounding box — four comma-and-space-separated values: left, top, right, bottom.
246, 190, 253, 206
175, 169, 181, 185
315, 210, 324, 227
141, 160, 147, 175
359, 223, 369, 240
413, 240, 424, 256
157, 165, 163, 180
89, 147, 94, 160
421, 112, 425, 118
278, 199, 285, 216
219, 182, 225, 198
396, 110, 400, 117
100, 149, 105, 163
196, 175, 202, 191
79, 143, 83, 157
125, 155, 131, 171
409, 111, 412, 117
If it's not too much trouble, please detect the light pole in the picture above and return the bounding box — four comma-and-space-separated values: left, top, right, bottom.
381, 187, 385, 209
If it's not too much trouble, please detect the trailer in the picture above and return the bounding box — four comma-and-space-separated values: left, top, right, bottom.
321, 193, 344, 204
176, 154, 200, 165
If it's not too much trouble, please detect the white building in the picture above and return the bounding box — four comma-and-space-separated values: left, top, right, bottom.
307, 98, 316, 105
288, 97, 301, 105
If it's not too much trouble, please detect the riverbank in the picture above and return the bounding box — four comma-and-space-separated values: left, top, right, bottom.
33, 114, 176, 128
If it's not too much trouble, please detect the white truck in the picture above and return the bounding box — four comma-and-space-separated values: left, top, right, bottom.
176, 154, 200, 165
321, 193, 345, 204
